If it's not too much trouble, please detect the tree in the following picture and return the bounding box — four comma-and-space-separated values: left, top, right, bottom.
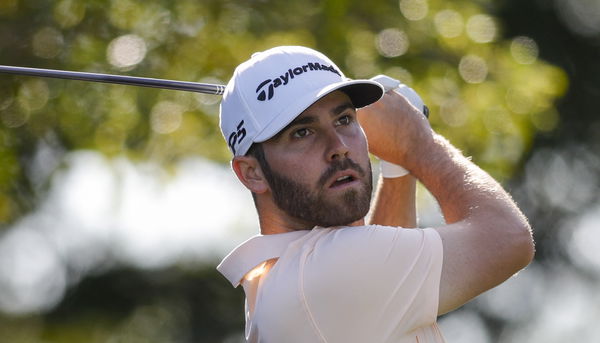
1, 0, 590, 341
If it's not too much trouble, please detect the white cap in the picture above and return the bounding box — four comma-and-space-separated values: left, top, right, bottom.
219, 46, 384, 156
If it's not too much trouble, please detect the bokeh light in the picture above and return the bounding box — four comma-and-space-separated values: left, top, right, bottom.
150, 101, 184, 134
0, 102, 28, 128
510, 36, 539, 64
466, 14, 497, 43
53, 0, 86, 29
17, 79, 49, 113
399, 0, 428, 21
376, 28, 410, 58
434, 9, 464, 38
32, 27, 64, 59
458, 55, 488, 83
107, 34, 147, 70
439, 98, 468, 127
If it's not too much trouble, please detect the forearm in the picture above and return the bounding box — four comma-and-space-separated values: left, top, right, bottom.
368, 174, 417, 227
407, 133, 527, 227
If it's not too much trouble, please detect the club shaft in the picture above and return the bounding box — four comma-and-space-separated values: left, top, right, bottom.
0, 65, 225, 95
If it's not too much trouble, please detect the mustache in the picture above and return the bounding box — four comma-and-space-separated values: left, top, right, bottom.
317, 158, 367, 188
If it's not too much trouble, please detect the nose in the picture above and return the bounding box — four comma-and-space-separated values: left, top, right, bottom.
325, 130, 350, 162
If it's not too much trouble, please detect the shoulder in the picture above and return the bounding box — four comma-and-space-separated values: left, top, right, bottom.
305, 225, 443, 282
310, 225, 442, 260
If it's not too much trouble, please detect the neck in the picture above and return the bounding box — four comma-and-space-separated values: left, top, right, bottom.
257, 199, 311, 234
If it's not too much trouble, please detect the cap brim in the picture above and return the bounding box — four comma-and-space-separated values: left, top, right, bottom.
254, 79, 384, 143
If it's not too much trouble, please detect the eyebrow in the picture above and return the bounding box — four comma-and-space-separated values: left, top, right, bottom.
330, 102, 355, 117
272, 101, 356, 140
270, 116, 317, 141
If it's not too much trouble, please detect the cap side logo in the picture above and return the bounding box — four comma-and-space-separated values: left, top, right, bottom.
228, 120, 246, 155
255, 62, 341, 101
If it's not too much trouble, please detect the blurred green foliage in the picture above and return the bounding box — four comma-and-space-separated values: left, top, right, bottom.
0, 265, 246, 342
0, 0, 576, 341
0, 0, 566, 226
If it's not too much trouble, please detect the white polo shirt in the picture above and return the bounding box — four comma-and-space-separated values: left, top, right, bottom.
217, 225, 446, 343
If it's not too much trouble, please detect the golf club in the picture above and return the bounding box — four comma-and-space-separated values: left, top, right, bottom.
0, 65, 226, 95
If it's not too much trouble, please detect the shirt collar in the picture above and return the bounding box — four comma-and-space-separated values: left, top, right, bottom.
217, 230, 309, 287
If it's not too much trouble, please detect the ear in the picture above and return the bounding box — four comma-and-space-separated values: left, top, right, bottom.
231, 156, 269, 194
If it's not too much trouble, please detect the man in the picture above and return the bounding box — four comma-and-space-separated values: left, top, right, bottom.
217, 46, 534, 343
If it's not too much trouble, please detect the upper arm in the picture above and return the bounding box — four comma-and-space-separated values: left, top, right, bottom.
434, 217, 534, 314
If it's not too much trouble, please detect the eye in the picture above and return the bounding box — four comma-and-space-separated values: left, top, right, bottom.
336, 114, 353, 126
292, 127, 311, 138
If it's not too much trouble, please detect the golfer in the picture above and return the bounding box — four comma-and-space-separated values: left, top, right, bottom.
217, 46, 534, 343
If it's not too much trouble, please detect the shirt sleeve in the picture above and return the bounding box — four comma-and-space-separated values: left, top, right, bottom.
302, 226, 443, 341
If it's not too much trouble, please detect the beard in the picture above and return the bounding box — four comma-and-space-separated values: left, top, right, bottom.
263, 158, 373, 228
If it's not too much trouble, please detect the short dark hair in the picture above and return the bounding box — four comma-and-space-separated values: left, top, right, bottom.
245, 143, 267, 167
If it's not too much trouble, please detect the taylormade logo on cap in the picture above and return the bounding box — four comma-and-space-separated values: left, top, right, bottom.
256, 62, 342, 101
219, 46, 384, 157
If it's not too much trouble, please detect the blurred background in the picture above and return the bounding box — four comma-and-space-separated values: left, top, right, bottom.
0, 0, 599, 342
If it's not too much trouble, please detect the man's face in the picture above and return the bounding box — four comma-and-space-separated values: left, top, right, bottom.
260, 91, 373, 228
